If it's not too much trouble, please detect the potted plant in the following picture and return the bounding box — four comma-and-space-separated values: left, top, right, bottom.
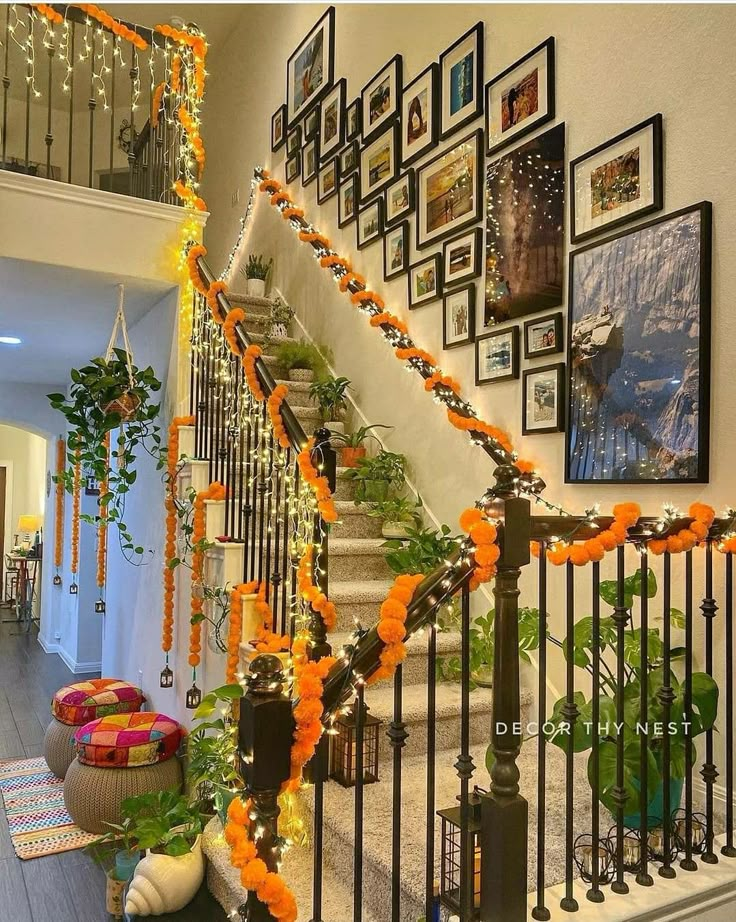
240, 253, 273, 298
275, 339, 327, 383
86, 818, 141, 916
366, 494, 423, 538
382, 523, 462, 576
344, 450, 407, 503
329, 424, 392, 468
265, 295, 294, 344
309, 375, 352, 434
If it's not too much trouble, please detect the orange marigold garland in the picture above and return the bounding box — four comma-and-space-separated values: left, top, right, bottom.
296, 440, 338, 524
189, 482, 226, 674
77, 4, 148, 49
54, 438, 65, 578
649, 502, 716, 556
32, 3, 63, 25
532, 502, 642, 566
151, 82, 165, 128
70, 450, 81, 587
297, 546, 337, 631
205, 280, 227, 324
367, 573, 425, 685
459, 507, 500, 590
285, 650, 336, 793
242, 344, 266, 401
96, 433, 110, 592
223, 308, 246, 357
267, 384, 291, 450
186, 244, 208, 294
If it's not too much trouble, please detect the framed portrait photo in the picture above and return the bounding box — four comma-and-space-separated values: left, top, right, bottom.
416, 128, 483, 249
338, 140, 358, 179
271, 104, 287, 152
286, 125, 301, 158
567, 202, 712, 483
523, 363, 565, 435
385, 170, 414, 227
439, 22, 484, 140
320, 77, 346, 162
302, 137, 319, 186
338, 173, 358, 227
408, 253, 442, 309
304, 105, 320, 140
346, 98, 361, 141
443, 284, 475, 349
286, 6, 335, 127
443, 227, 482, 288
317, 158, 338, 204
401, 62, 439, 168
486, 37, 555, 156
570, 113, 663, 244
524, 312, 562, 359
476, 327, 519, 385
357, 198, 383, 249
362, 53, 402, 143
285, 153, 301, 184
383, 221, 409, 281
360, 123, 399, 203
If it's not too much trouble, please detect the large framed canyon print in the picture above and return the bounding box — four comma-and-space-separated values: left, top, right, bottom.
566, 202, 712, 484
286, 7, 335, 127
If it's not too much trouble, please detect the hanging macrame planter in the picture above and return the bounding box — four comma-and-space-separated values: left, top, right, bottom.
99, 286, 142, 421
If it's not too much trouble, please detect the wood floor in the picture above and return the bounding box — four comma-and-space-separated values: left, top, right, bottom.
0, 619, 228, 921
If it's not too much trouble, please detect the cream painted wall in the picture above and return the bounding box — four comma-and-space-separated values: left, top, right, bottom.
0, 423, 47, 559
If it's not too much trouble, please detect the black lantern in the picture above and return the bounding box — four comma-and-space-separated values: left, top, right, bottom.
329, 702, 380, 787
186, 683, 202, 710
438, 789, 483, 918
69, 582, 78, 595
94, 599, 106, 613
53, 574, 62, 586
160, 665, 174, 688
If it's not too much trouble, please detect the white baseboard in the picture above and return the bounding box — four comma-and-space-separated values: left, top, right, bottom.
37, 634, 59, 655
56, 644, 101, 675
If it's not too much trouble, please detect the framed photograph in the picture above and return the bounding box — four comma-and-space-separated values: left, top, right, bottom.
443, 284, 475, 349
416, 128, 483, 249
285, 153, 301, 184
408, 253, 442, 309
338, 140, 358, 179
523, 363, 565, 435
346, 98, 361, 141
443, 227, 482, 288
271, 104, 287, 152
385, 170, 414, 227
304, 105, 320, 139
360, 123, 399, 203
486, 37, 555, 156
524, 312, 562, 359
383, 221, 409, 281
485, 122, 565, 326
338, 173, 358, 227
317, 158, 338, 204
320, 77, 346, 162
357, 198, 383, 249
567, 202, 712, 483
286, 6, 335, 127
401, 62, 439, 168
361, 53, 402, 142
439, 22, 484, 140
302, 137, 319, 185
476, 327, 520, 384
286, 125, 301, 158
570, 113, 663, 244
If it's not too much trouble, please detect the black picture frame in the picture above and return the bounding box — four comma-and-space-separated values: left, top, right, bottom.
285, 153, 301, 183
361, 53, 403, 143
338, 139, 359, 179
566, 202, 712, 483
302, 137, 320, 186
443, 226, 482, 288
476, 326, 520, 385
286, 125, 301, 158
286, 6, 335, 127
338, 173, 358, 227
383, 221, 409, 281
304, 105, 320, 140
401, 61, 440, 168
485, 37, 555, 156
271, 104, 287, 152
317, 157, 339, 204
439, 22, 484, 141
408, 253, 442, 309
357, 198, 383, 249
523, 362, 565, 435
360, 122, 400, 203
346, 97, 361, 141
570, 113, 664, 244
443, 283, 476, 349
320, 76, 346, 162
416, 128, 483, 250
385, 169, 415, 228
523, 312, 563, 359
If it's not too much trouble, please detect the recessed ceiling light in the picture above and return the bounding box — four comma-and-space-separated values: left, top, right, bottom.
0, 336, 22, 345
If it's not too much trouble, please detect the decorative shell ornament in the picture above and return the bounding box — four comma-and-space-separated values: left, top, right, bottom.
124, 837, 205, 916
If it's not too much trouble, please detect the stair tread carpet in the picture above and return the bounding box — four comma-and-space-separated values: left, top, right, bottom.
226, 291, 273, 314
331, 628, 462, 656
329, 537, 387, 556
328, 580, 394, 603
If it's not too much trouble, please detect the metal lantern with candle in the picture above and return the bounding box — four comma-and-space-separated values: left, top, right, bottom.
437, 788, 483, 918
329, 701, 380, 788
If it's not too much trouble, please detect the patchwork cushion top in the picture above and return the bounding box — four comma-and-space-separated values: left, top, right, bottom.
52, 679, 145, 726
74, 712, 183, 768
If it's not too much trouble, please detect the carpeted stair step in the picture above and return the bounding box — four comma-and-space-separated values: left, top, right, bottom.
250, 331, 299, 353
329, 579, 393, 632
275, 378, 316, 407
226, 291, 273, 316
329, 537, 392, 581
333, 502, 384, 539
334, 468, 360, 501
331, 629, 462, 686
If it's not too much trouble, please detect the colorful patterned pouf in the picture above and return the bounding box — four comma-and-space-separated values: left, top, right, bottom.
63, 712, 185, 835
43, 679, 145, 780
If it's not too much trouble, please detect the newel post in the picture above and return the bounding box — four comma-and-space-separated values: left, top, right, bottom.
480, 464, 531, 922
239, 654, 296, 922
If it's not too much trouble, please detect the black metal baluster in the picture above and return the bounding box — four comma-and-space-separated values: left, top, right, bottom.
561, 561, 579, 912
2, 5, 9, 168
264, 433, 275, 602
241, 395, 253, 578
206, 344, 216, 482
256, 411, 270, 586
611, 544, 630, 893
701, 539, 718, 864
532, 549, 550, 921
67, 20, 75, 182
288, 464, 300, 639
458, 583, 475, 919
636, 546, 653, 886
127, 43, 137, 191
588, 561, 604, 902
681, 550, 697, 871
281, 452, 294, 636
248, 407, 261, 581
271, 458, 283, 617
237, 390, 246, 544
353, 684, 366, 922
425, 622, 437, 920
310, 735, 327, 922
724, 551, 736, 859
659, 551, 676, 878
87, 28, 96, 187
389, 663, 406, 922
44, 26, 54, 177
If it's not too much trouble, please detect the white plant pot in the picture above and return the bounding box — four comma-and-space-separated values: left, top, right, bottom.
270, 322, 289, 341
382, 521, 411, 539
328, 420, 346, 435
289, 368, 315, 382
124, 836, 205, 917
247, 278, 266, 298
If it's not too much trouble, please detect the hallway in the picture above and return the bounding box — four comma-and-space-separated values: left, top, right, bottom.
0, 622, 227, 921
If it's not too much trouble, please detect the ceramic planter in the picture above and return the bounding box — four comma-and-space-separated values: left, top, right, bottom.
289, 368, 315, 383
382, 521, 411, 539
124, 836, 205, 917
342, 446, 366, 468
247, 277, 266, 298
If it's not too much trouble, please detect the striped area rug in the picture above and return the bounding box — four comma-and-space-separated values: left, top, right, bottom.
0, 756, 98, 859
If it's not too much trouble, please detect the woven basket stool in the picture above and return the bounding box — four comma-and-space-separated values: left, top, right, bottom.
43, 678, 145, 780
64, 711, 185, 835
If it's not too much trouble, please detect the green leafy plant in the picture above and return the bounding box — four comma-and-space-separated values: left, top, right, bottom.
328, 424, 392, 448
275, 339, 328, 378
47, 348, 163, 562
241, 254, 273, 280
344, 450, 407, 503
382, 523, 461, 576
85, 816, 139, 873
120, 790, 203, 857
309, 375, 352, 421
366, 494, 423, 527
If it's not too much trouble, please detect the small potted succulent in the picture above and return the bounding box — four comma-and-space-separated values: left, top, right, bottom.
240, 253, 273, 298
344, 450, 407, 503
329, 424, 392, 468
366, 493, 423, 538
309, 375, 351, 434
265, 295, 294, 343
275, 339, 327, 383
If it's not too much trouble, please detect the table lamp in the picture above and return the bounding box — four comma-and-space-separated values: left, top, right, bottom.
17, 514, 43, 551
